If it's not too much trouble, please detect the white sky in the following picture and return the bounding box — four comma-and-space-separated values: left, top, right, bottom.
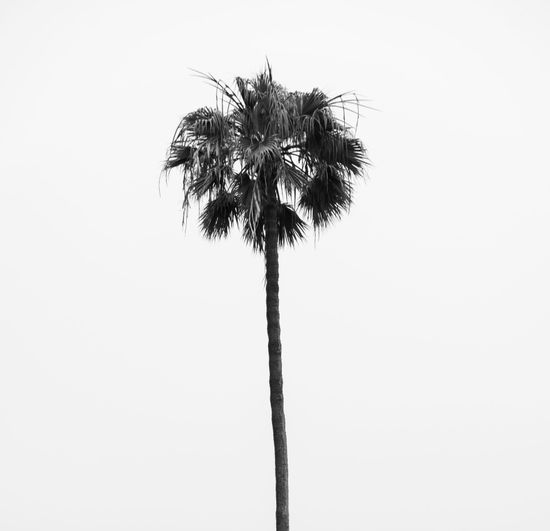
1, 1, 549, 530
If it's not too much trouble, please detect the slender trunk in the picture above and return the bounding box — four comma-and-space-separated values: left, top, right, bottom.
264, 186, 289, 531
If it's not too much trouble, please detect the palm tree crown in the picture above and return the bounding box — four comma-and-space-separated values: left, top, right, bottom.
164, 65, 368, 248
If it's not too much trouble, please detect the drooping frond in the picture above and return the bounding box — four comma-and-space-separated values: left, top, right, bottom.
188, 164, 229, 198
277, 159, 308, 195
199, 190, 240, 239
242, 203, 308, 252
164, 105, 237, 219
299, 165, 353, 229
277, 203, 308, 246
233, 171, 265, 228
164, 145, 194, 170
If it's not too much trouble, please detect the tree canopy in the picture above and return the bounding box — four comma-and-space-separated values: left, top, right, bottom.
164, 65, 368, 251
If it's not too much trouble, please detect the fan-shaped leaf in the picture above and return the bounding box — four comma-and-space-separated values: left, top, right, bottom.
299, 166, 353, 228
242, 203, 308, 252
199, 191, 240, 239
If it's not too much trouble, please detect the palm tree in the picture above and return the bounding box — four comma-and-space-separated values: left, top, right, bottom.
163, 64, 367, 531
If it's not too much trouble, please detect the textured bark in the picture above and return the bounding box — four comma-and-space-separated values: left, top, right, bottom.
264, 185, 289, 531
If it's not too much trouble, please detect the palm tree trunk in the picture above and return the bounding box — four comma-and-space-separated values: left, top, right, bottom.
264, 187, 289, 531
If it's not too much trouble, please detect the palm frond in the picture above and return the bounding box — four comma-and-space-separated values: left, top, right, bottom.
189, 165, 231, 198
240, 134, 281, 170
242, 202, 308, 251
299, 88, 329, 116
299, 166, 353, 229
233, 171, 265, 228
277, 203, 308, 246
235, 77, 258, 111
199, 190, 240, 239
277, 158, 309, 195
307, 133, 367, 176
242, 217, 265, 252
164, 144, 194, 170
181, 107, 232, 141
190, 69, 244, 113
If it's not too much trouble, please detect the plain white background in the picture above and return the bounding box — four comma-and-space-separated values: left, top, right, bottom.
1, 1, 549, 529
